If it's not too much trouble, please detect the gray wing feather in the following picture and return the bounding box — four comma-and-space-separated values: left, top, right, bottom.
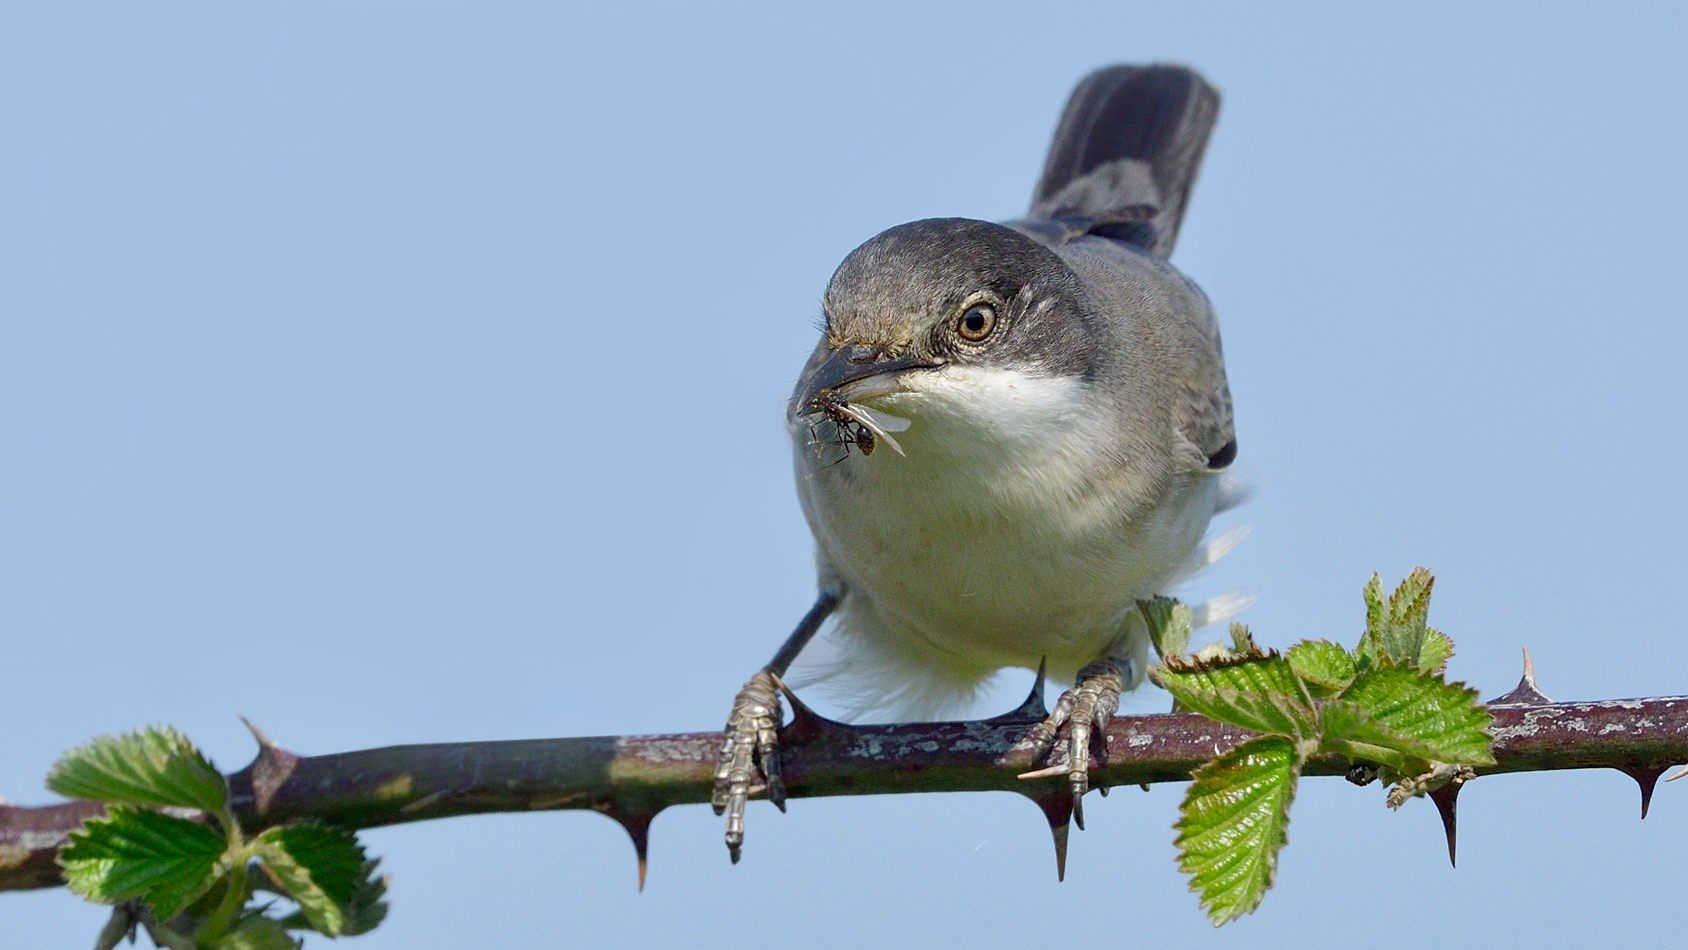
1016, 64, 1235, 471
1049, 236, 1235, 472
1171, 281, 1235, 469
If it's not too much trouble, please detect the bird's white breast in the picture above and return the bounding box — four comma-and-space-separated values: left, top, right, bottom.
792, 364, 1217, 706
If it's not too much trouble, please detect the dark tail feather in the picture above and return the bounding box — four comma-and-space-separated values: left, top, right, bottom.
1030, 65, 1220, 258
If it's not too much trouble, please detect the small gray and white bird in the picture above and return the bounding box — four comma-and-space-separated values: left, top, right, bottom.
713, 64, 1244, 861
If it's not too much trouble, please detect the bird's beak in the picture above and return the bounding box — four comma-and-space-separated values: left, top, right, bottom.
795, 344, 940, 416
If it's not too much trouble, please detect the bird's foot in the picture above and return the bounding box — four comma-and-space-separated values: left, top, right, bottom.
711, 669, 785, 863
1017, 661, 1123, 829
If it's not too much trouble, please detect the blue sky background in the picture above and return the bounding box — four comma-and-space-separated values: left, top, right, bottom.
3, 2, 1686, 946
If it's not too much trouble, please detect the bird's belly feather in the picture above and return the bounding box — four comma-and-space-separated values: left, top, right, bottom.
794, 367, 1216, 679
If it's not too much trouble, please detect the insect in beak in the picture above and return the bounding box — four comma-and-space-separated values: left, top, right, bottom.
823, 397, 908, 456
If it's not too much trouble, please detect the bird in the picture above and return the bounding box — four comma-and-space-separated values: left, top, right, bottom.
713, 64, 1244, 863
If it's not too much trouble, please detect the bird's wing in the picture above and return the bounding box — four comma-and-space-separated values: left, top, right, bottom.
1027, 64, 1220, 259
1043, 232, 1236, 472
1025, 64, 1234, 470
1169, 278, 1236, 470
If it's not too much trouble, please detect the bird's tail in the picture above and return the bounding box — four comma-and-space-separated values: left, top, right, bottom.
1029, 64, 1220, 258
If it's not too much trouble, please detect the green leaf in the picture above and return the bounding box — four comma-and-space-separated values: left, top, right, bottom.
1418, 627, 1454, 675
1286, 640, 1356, 695
1359, 571, 1387, 663
1340, 662, 1494, 766
48, 726, 227, 814
1175, 736, 1300, 926
337, 858, 389, 935
1138, 596, 1192, 661
59, 806, 227, 921
1229, 622, 1257, 654
276, 859, 388, 936
253, 824, 370, 936
1152, 652, 1315, 737
1357, 569, 1435, 669
1317, 700, 1436, 768
208, 913, 298, 950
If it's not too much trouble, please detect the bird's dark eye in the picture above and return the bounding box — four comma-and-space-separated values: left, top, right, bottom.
957, 303, 997, 343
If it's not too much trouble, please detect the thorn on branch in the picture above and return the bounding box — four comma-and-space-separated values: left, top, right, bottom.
239, 716, 301, 817
1019, 789, 1074, 882
593, 804, 662, 892
1427, 781, 1461, 867
986, 659, 1050, 725
1617, 765, 1668, 820
775, 675, 848, 744
1489, 646, 1552, 705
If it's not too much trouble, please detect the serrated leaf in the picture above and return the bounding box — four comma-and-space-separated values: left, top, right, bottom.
1386, 568, 1433, 658
1152, 653, 1315, 737
208, 913, 298, 950
1315, 699, 1372, 745
49, 727, 227, 814
338, 859, 389, 935
59, 806, 227, 921
1418, 627, 1454, 675
1317, 700, 1437, 769
1357, 569, 1436, 668
277, 861, 388, 936
1286, 640, 1356, 695
1360, 572, 1387, 654
1175, 735, 1300, 926
1229, 623, 1257, 654
1138, 596, 1192, 661
254, 824, 370, 936
1341, 662, 1494, 766
1182, 687, 1315, 739
1354, 634, 1380, 671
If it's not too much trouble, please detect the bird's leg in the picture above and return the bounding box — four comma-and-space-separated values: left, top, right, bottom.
712, 591, 838, 863
1017, 658, 1126, 830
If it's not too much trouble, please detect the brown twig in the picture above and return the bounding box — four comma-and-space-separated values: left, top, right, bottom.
3, 667, 1686, 893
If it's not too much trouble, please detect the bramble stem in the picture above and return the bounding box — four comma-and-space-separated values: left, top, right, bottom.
3, 694, 1686, 893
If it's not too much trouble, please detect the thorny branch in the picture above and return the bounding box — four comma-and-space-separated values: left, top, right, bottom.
3, 657, 1686, 892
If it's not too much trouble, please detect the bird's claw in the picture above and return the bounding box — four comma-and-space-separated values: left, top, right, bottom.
1017, 661, 1123, 830
712, 669, 785, 863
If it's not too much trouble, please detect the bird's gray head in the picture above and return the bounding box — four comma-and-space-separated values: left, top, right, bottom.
793, 218, 1099, 440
